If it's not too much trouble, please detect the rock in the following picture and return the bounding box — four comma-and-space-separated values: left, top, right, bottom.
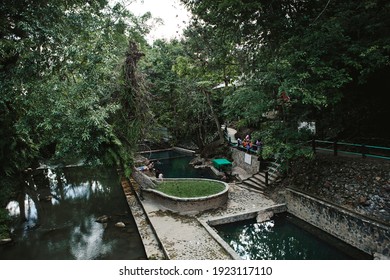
96, 215, 109, 223
0, 238, 12, 245
374, 253, 390, 260
323, 181, 332, 188
194, 165, 207, 169
256, 211, 274, 223
189, 157, 204, 166
383, 185, 390, 192
358, 196, 368, 205
115, 222, 126, 228
276, 153, 390, 224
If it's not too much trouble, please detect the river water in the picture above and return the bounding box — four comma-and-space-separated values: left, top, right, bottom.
0, 166, 146, 260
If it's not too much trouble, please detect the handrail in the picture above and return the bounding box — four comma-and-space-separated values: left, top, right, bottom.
312, 139, 390, 160
224, 126, 390, 162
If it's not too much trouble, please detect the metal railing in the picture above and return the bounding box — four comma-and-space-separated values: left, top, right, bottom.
312, 139, 390, 160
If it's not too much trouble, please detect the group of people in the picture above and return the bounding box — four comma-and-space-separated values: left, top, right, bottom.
236, 134, 262, 153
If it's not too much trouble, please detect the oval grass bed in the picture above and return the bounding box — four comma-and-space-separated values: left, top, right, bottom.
157, 180, 226, 198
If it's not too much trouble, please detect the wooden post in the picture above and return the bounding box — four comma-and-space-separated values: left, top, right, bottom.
265, 171, 269, 187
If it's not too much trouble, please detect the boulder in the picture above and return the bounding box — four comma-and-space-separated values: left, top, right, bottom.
115, 222, 126, 228
256, 211, 274, 223
0, 238, 12, 245
96, 215, 109, 223
189, 156, 204, 166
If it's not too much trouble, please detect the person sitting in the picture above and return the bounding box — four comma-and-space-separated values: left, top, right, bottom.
147, 161, 154, 170
246, 141, 252, 153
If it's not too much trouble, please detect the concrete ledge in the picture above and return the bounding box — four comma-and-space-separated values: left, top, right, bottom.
198, 219, 241, 260
206, 204, 287, 226
200, 204, 287, 260
173, 146, 196, 154
143, 178, 229, 215
285, 188, 390, 257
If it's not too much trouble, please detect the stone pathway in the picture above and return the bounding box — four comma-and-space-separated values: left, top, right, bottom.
141, 183, 276, 260
222, 125, 237, 144
121, 177, 166, 259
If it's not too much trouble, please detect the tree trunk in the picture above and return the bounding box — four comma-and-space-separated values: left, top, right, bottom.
204, 89, 224, 141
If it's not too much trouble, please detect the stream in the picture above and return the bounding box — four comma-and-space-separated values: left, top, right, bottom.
0, 166, 146, 260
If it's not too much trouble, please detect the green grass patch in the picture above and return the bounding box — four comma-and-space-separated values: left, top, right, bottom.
157, 180, 225, 198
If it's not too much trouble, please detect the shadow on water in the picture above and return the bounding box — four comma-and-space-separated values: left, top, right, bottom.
1, 166, 146, 260
214, 213, 372, 260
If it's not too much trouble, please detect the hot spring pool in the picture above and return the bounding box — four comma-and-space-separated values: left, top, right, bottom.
213, 212, 372, 260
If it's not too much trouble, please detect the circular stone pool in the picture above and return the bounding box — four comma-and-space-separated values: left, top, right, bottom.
142, 178, 229, 215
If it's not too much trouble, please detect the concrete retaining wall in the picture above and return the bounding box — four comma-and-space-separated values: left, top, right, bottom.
231, 148, 260, 175
132, 169, 157, 189
142, 179, 229, 215
206, 204, 287, 226
285, 188, 390, 257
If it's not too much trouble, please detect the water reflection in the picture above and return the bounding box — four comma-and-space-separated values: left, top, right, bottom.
214, 214, 370, 260
1, 166, 146, 260
6, 194, 39, 229
70, 217, 111, 259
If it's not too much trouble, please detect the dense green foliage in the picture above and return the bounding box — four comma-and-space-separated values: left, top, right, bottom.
0, 0, 151, 235
142, 39, 227, 149
180, 0, 390, 159
1, 0, 389, 239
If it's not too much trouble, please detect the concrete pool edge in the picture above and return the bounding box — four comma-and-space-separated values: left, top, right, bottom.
143, 178, 230, 215
285, 188, 390, 258
199, 204, 288, 260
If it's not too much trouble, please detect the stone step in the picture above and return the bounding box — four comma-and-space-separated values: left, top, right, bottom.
242, 179, 266, 191
248, 176, 264, 185
254, 173, 266, 181
255, 171, 278, 183
236, 182, 264, 194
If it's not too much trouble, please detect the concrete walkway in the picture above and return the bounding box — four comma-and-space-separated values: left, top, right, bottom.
140, 182, 276, 260
222, 125, 237, 144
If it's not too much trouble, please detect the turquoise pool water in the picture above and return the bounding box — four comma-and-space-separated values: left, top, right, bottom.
214, 213, 372, 260
148, 150, 218, 179
147, 150, 371, 260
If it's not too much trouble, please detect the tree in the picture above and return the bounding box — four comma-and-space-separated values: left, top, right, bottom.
181, 0, 390, 160
141, 39, 185, 143
0, 0, 150, 237
142, 39, 227, 150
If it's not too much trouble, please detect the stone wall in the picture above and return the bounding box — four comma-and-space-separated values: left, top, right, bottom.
231, 148, 260, 175
132, 169, 157, 189
142, 179, 229, 215
285, 188, 390, 257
